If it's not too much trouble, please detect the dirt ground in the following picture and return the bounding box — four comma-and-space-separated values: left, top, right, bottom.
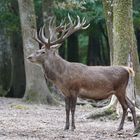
0, 97, 139, 140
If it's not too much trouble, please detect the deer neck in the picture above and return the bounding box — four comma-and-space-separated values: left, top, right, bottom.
42, 54, 68, 83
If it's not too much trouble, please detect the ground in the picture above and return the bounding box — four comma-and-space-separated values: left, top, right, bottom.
0, 97, 139, 140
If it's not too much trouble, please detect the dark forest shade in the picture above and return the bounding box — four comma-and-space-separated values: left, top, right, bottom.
67, 33, 79, 62
136, 29, 140, 61
6, 31, 25, 98
87, 34, 101, 66
0, 29, 11, 95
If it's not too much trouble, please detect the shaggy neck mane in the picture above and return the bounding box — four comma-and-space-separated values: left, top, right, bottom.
42, 54, 68, 83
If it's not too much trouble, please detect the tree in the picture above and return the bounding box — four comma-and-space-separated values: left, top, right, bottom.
5, 0, 25, 98
67, 33, 79, 62
18, 0, 56, 104
0, 0, 12, 96
0, 29, 11, 96
42, 0, 53, 23
112, 0, 137, 114
102, 0, 113, 65
102, 0, 140, 131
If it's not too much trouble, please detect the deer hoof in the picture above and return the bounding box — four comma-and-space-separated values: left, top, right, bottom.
64, 126, 69, 130
71, 126, 76, 131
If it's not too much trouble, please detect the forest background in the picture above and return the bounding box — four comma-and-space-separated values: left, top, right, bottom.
1, 0, 140, 132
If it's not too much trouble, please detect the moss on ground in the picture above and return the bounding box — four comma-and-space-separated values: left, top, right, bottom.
11, 104, 29, 110
87, 107, 118, 120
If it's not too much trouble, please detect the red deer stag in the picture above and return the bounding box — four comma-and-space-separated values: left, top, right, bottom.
27, 15, 137, 131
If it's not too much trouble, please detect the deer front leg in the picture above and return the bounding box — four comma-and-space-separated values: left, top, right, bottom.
70, 96, 77, 131
64, 97, 70, 130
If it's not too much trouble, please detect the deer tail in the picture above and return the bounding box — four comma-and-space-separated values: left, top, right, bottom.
122, 66, 135, 77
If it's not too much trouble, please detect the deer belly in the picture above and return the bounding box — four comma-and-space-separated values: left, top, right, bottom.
78, 88, 114, 100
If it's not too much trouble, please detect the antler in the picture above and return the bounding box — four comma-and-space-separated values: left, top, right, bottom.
32, 30, 44, 45
34, 15, 90, 49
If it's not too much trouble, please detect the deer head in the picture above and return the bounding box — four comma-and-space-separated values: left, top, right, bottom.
27, 15, 89, 64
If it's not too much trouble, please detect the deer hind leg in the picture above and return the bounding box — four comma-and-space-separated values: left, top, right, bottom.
70, 96, 77, 131
115, 92, 128, 131
125, 97, 137, 128
64, 97, 70, 130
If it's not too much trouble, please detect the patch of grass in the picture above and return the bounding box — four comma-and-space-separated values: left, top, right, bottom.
11, 104, 29, 110
104, 107, 115, 115
110, 112, 118, 120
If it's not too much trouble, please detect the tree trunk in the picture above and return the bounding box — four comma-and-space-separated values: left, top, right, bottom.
67, 33, 79, 62
135, 30, 140, 61
42, 0, 56, 40
112, 0, 133, 114
102, 0, 116, 109
42, 0, 53, 23
0, 29, 11, 96
18, 0, 56, 104
102, 0, 113, 65
102, 0, 139, 115
113, 0, 132, 65
6, 0, 25, 98
132, 32, 140, 108
6, 31, 25, 98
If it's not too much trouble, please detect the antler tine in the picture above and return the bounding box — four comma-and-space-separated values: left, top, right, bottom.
74, 15, 81, 29
82, 18, 87, 26
39, 27, 42, 41
55, 19, 66, 32
68, 13, 73, 25
40, 25, 49, 44
49, 15, 89, 46
81, 17, 90, 29
49, 17, 54, 29
82, 17, 85, 23
62, 25, 74, 39
48, 18, 53, 41
75, 16, 90, 30
35, 15, 89, 49
32, 30, 44, 45
82, 23, 90, 29
52, 16, 56, 27
58, 23, 68, 40
48, 34, 51, 48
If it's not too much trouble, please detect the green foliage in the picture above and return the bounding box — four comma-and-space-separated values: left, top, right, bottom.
78, 34, 88, 63
53, 0, 105, 64
133, 10, 140, 30
34, 0, 43, 27
0, 0, 20, 33
133, 0, 140, 29
11, 104, 29, 110
54, 0, 104, 28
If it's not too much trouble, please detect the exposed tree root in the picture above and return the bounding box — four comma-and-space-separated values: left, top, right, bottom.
133, 121, 140, 137
86, 95, 140, 123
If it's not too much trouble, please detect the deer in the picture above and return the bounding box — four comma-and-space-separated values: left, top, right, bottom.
27, 15, 137, 131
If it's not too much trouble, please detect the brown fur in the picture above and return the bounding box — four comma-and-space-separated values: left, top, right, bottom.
27, 50, 137, 131
28, 16, 137, 131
